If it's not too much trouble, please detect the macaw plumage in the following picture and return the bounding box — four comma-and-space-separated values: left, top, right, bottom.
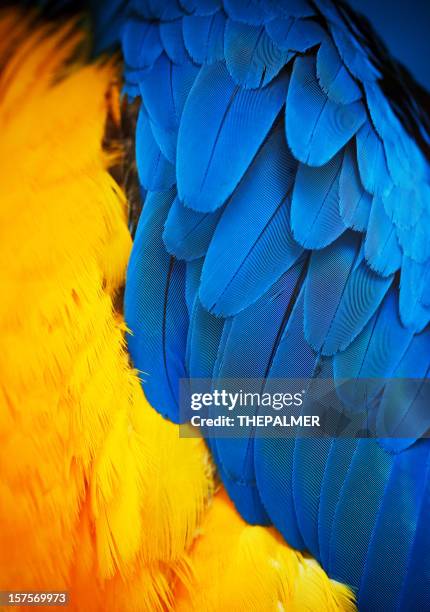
2, 0, 430, 610
118, 0, 430, 610
0, 7, 355, 611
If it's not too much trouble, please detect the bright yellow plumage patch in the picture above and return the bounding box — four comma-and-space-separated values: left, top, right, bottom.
0, 10, 355, 611
176, 491, 355, 612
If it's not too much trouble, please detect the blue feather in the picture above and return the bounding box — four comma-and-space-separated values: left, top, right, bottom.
224, 20, 290, 88
179, 0, 221, 16
90, 0, 126, 53
159, 20, 190, 65
255, 435, 306, 548
255, 284, 319, 549
364, 195, 401, 276
124, 189, 189, 423
135, 108, 176, 191
214, 262, 306, 526
397, 452, 430, 610
355, 122, 392, 197
304, 232, 392, 355
122, 17, 162, 72
212, 317, 232, 379
305, 232, 361, 352
363, 82, 427, 190
318, 438, 359, 569
290, 151, 345, 249
212, 461, 271, 524
120, 6, 430, 610
265, 17, 325, 53
325, 259, 392, 356
377, 330, 430, 452
358, 443, 430, 610
329, 21, 381, 83
327, 440, 393, 591
199, 122, 302, 316
382, 185, 423, 231
138, 54, 199, 163
187, 298, 225, 378
163, 196, 224, 261
177, 61, 289, 212
334, 288, 414, 408
212, 438, 271, 525
421, 264, 430, 306
148, 120, 176, 165
266, 0, 315, 19
310, 0, 345, 27
400, 257, 430, 331
129, 0, 183, 20
264, 17, 294, 49
292, 358, 337, 559
215, 259, 306, 380
339, 144, 371, 232
266, 289, 318, 380
185, 258, 203, 315
223, 0, 276, 25
316, 37, 361, 104
286, 54, 366, 166
182, 12, 226, 65
397, 211, 430, 264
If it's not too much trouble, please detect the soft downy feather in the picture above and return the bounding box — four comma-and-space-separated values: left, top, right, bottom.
0, 13, 213, 609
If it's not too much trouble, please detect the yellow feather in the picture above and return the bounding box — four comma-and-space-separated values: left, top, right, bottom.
175, 491, 355, 611
0, 11, 355, 611
0, 11, 212, 605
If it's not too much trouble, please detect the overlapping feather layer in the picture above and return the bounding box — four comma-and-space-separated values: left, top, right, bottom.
0, 10, 355, 612
122, 1, 430, 609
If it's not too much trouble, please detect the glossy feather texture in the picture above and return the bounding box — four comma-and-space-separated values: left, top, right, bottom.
122, 0, 430, 609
